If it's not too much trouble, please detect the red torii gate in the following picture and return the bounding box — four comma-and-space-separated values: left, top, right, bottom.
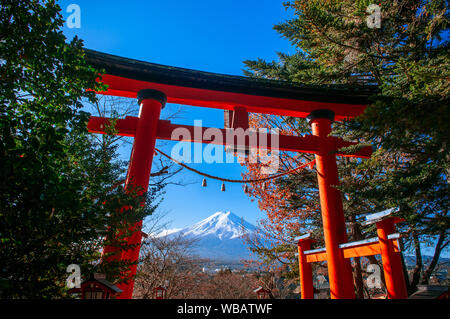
296, 209, 408, 299
84, 49, 374, 299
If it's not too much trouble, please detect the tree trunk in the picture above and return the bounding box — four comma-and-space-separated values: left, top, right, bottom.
353, 257, 365, 299
349, 216, 365, 298
398, 238, 412, 295
409, 231, 423, 294
420, 231, 448, 284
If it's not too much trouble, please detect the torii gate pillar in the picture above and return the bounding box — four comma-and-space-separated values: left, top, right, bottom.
297, 235, 315, 299
307, 110, 355, 299
102, 89, 166, 299
376, 217, 408, 299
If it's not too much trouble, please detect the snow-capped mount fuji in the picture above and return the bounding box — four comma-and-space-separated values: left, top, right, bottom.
158, 211, 257, 262
180, 211, 257, 240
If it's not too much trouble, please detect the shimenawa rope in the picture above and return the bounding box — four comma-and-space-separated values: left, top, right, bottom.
154, 148, 315, 184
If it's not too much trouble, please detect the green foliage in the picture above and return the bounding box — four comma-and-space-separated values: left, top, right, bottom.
244, 0, 449, 288
0, 1, 163, 298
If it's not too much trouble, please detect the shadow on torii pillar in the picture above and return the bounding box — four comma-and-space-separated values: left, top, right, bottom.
84, 49, 375, 299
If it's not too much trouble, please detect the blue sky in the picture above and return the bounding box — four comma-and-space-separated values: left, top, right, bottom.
60, 0, 294, 229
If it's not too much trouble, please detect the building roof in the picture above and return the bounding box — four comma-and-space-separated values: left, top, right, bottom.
85, 273, 123, 293
93, 278, 123, 294
408, 285, 449, 299
253, 286, 270, 293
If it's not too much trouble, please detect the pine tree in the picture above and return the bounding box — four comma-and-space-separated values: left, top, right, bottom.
242, 0, 449, 296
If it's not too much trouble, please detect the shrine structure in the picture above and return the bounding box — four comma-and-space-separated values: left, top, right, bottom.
296, 208, 408, 299
82, 49, 402, 299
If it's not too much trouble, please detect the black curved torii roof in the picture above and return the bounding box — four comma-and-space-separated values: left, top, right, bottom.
83, 49, 376, 119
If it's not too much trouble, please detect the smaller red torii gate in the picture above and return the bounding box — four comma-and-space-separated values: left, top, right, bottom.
84, 49, 375, 299
296, 209, 408, 299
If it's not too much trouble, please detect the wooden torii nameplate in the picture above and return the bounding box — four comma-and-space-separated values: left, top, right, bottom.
84, 49, 375, 299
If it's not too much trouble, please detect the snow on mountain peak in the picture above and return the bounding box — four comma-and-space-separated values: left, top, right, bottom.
155, 211, 258, 261
157, 211, 256, 240
182, 211, 255, 240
